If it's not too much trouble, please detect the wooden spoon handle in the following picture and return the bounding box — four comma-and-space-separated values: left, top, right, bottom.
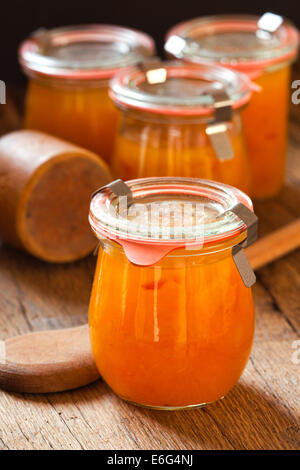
246, 219, 300, 271
0, 325, 99, 393
0, 220, 299, 394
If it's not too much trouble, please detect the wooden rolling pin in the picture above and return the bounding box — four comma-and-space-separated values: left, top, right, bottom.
0, 218, 300, 394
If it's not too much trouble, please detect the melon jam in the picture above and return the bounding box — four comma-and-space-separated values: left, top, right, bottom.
165, 13, 299, 198
88, 177, 257, 409
19, 25, 155, 163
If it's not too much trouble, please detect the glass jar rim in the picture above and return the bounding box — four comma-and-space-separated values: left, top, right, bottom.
165, 14, 299, 71
89, 177, 253, 248
19, 24, 155, 80
109, 61, 252, 116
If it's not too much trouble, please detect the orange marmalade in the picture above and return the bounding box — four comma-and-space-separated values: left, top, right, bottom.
110, 62, 252, 194
19, 25, 155, 163
88, 177, 257, 409
165, 13, 299, 198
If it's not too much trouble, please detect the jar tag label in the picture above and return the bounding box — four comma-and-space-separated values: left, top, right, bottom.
137, 60, 167, 85
205, 89, 234, 161
232, 245, 256, 288
146, 68, 167, 84
213, 90, 232, 122
258, 13, 283, 34
230, 202, 258, 246
91, 178, 133, 206
229, 202, 258, 287
206, 123, 234, 160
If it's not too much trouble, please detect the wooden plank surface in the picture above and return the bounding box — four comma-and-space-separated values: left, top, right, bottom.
0, 74, 299, 450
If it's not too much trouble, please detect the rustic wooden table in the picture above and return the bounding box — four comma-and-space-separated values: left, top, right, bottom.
0, 74, 299, 451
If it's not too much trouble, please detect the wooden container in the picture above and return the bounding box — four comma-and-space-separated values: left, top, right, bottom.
0, 130, 112, 262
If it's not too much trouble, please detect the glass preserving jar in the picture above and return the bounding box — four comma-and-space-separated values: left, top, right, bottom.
165, 13, 299, 198
110, 61, 253, 194
19, 25, 155, 163
88, 177, 257, 409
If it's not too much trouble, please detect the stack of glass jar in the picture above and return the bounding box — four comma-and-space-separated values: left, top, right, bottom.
20, 14, 299, 198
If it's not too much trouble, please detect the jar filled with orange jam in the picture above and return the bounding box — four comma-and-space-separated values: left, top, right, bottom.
165, 13, 299, 198
88, 177, 257, 409
19, 25, 155, 163
110, 62, 253, 193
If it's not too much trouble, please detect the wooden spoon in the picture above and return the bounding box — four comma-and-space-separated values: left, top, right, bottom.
1, 219, 300, 394
0, 325, 99, 393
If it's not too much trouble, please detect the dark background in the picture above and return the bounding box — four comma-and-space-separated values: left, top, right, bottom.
1, 0, 300, 83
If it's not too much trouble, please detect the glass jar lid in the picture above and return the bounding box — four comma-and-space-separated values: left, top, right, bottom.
165, 13, 299, 71
19, 24, 155, 80
110, 61, 252, 115
89, 177, 252, 248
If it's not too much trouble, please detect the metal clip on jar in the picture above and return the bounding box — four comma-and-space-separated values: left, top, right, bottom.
88, 177, 258, 410
165, 13, 300, 198
110, 61, 253, 194
19, 25, 155, 163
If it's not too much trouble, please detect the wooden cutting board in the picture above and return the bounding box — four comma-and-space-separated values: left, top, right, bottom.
0, 219, 300, 394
